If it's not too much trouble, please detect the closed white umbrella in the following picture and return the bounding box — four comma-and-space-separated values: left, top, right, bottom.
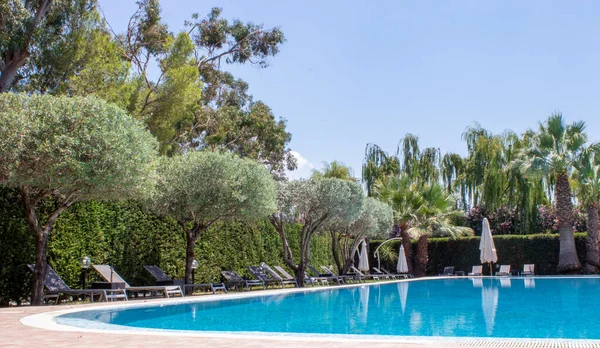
358, 241, 370, 272
479, 218, 498, 274
397, 244, 409, 274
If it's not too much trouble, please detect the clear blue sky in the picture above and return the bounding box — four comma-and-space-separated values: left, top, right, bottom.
99, 0, 600, 179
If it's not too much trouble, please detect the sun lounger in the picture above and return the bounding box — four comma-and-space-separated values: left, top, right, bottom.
28, 264, 123, 303
438, 266, 455, 276
522, 264, 535, 276
468, 265, 483, 276
143, 265, 226, 295
319, 265, 356, 283
273, 265, 326, 286
307, 264, 344, 284
371, 267, 391, 279
380, 266, 412, 279
350, 266, 379, 281
375, 266, 410, 279
258, 263, 298, 288
248, 266, 282, 288
221, 270, 265, 290
495, 265, 511, 276
93, 265, 183, 298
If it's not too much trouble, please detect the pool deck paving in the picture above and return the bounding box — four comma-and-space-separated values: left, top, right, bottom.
3, 279, 600, 348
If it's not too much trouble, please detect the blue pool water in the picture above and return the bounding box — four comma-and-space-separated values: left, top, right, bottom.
55, 277, 600, 339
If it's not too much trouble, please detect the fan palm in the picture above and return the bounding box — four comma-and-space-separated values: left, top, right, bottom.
573, 147, 600, 273
373, 175, 418, 274
512, 113, 587, 273
407, 184, 473, 276
374, 177, 473, 276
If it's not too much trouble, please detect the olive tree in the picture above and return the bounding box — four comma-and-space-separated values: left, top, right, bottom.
0, 93, 158, 305
148, 151, 276, 284
330, 197, 393, 275
269, 178, 364, 286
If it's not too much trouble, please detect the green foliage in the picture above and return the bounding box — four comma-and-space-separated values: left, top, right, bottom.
275, 179, 364, 230
371, 233, 587, 276
0, 0, 99, 92
0, 196, 333, 305
142, 32, 202, 153
187, 101, 296, 176
344, 197, 392, 239
0, 93, 158, 201
149, 151, 276, 226
311, 161, 356, 181
0, 189, 34, 304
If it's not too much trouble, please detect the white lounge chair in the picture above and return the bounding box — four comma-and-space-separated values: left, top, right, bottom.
468, 265, 483, 276
522, 264, 535, 276
93, 265, 183, 298
495, 265, 511, 276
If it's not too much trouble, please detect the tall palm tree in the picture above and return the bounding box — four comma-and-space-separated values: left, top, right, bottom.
373, 175, 418, 274
573, 147, 600, 273
407, 183, 473, 276
512, 113, 587, 273
374, 177, 472, 276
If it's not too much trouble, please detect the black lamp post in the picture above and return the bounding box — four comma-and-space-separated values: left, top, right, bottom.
80, 256, 91, 289
191, 259, 199, 284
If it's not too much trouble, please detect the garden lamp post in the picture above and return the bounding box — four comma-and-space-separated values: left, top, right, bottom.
191, 259, 199, 284
80, 256, 92, 289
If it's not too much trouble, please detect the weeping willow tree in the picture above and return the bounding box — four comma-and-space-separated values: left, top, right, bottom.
362, 143, 399, 196
363, 125, 556, 237
573, 147, 600, 274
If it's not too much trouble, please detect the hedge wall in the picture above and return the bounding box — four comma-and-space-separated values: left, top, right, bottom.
0, 189, 333, 305
370, 233, 587, 276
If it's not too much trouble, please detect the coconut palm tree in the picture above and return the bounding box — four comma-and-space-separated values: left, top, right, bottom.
512, 113, 587, 273
573, 147, 600, 273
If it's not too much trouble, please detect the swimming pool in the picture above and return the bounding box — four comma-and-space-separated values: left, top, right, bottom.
52, 277, 600, 339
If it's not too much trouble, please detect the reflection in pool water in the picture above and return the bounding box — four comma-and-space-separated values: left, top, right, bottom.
56, 277, 598, 339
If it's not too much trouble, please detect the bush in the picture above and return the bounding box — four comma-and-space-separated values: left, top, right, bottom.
370, 233, 587, 276
0, 191, 333, 305
467, 205, 587, 235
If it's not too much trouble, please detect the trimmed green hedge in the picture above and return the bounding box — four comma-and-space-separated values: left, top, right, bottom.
370, 233, 587, 276
0, 189, 332, 305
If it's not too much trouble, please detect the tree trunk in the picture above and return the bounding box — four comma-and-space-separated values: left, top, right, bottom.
184, 230, 198, 285
295, 262, 306, 287
554, 172, 582, 273
414, 235, 428, 277
0, 0, 53, 92
399, 226, 414, 275
341, 237, 362, 275
22, 186, 71, 306
584, 203, 600, 274
330, 230, 343, 274
31, 230, 49, 306
0, 51, 29, 92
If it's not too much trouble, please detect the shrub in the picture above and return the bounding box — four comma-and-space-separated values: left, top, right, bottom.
0, 193, 333, 305
371, 233, 586, 276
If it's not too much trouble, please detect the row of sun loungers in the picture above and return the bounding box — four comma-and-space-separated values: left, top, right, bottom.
438, 264, 535, 276
34, 262, 411, 304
